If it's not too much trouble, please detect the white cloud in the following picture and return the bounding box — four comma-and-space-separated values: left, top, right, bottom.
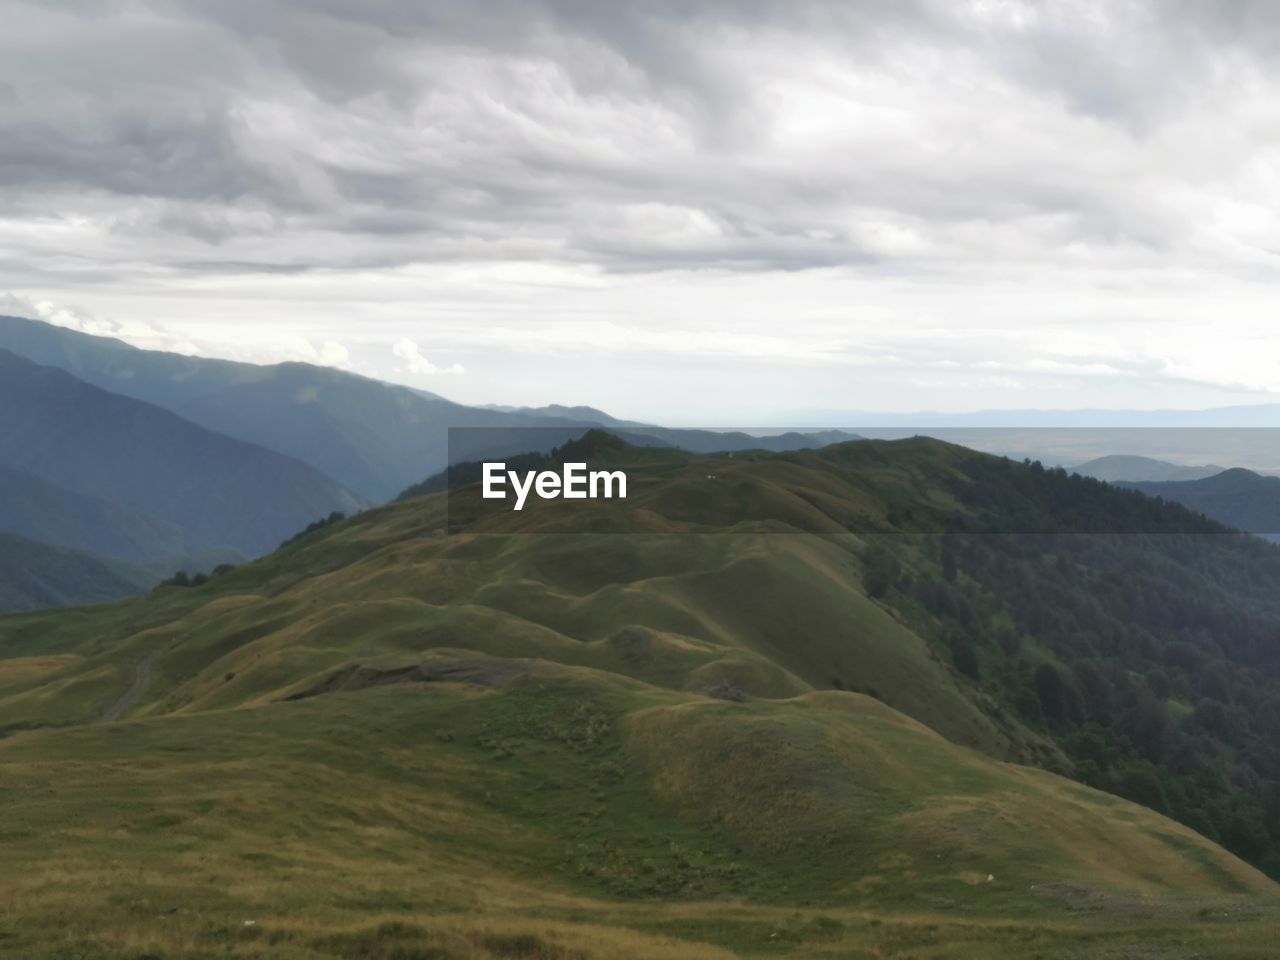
317, 339, 349, 366
392, 337, 464, 376
0, 292, 204, 354
5, 3, 1280, 418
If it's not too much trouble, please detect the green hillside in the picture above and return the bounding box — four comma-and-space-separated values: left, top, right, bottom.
0, 532, 153, 613
2, 436, 1279, 957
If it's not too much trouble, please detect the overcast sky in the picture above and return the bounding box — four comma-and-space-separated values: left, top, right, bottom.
4, 1, 1280, 423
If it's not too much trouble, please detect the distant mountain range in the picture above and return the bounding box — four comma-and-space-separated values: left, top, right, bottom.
0, 315, 863, 612
1071, 455, 1228, 483
14, 310, 1280, 614
0, 532, 153, 613
1063, 456, 1280, 537
799, 404, 1280, 427
0, 316, 582, 502
479, 402, 623, 421
839, 427, 1280, 476
0, 462, 189, 565
0, 349, 364, 558
0, 316, 862, 503
1119, 468, 1280, 537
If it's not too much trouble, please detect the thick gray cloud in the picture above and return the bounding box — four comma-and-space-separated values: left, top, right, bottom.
4, 0, 1280, 418
1, 1, 1254, 264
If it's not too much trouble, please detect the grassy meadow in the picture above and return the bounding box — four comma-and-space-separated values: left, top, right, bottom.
2, 438, 1278, 957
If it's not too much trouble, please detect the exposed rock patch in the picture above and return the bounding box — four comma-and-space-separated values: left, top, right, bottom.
284, 659, 529, 701
705, 682, 747, 702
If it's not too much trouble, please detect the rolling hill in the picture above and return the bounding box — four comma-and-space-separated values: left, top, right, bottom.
1121, 467, 1280, 537
0, 349, 364, 559
3, 435, 1280, 957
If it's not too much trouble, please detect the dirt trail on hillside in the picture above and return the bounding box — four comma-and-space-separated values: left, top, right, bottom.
97, 649, 161, 724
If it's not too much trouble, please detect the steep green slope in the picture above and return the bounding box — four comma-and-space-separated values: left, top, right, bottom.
0, 350, 364, 558
0, 532, 153, 613
857, 457, 1280, 875
415, 435, 1280, 878
3, 436, 1279, 957
0, 463, 190, 564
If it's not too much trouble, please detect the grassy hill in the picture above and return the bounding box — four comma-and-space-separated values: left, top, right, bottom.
2, 436, 1279, 957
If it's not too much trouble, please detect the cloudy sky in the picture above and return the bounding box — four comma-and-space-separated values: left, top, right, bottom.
4, 1, 1280, 423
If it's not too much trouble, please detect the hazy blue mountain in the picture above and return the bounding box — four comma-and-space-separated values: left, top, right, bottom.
0, 316, 865, 499
0, 350, 364, 557
443, 424, 672, 468
485, 401, 863, 452
639, 427, 863, 453
0, 316, 593, 502
0, 532, 153, 614
797, 405, 1280, 427
1072, 455, 1227, 483
11, 316, 1280, 508
1121, 468, 1280, 537
480, 403, 626, 423
823, 428, 1280, 479
0, 464, 192, 564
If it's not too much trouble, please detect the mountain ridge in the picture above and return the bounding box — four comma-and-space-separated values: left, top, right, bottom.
0, 315, 591, 501
0, 462, 192, 565
1072, 454, 1228, 483
0, 349, 365, 560
1121, 467, 1280, 537
0, 316, 863, 502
